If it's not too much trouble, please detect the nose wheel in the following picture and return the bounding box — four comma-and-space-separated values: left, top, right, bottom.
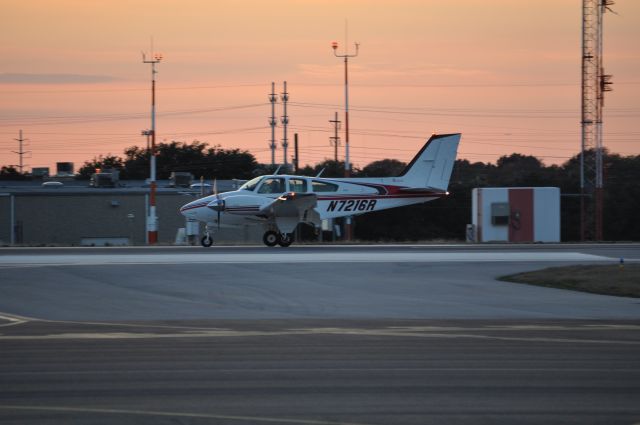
201, 234, 213, 247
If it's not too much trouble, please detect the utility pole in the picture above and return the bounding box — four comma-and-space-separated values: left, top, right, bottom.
281, 81, 289, 169
329, 112, 341, 162
269, 82, 277, 167
332, 29, 359, 242
142, 47, 163, 245
294, 133, 299, 174
581, 0, 613, 241
331, 38, 359, 178
12, 130, 30, 174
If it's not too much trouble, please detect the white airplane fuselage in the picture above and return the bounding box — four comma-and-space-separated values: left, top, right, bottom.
180, 177, 441, 223
179, 133, 461, 246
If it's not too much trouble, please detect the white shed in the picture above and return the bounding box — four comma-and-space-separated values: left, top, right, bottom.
471, 187, 560, 243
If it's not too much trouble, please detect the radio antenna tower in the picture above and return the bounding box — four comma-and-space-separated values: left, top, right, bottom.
281, 81, 289, 168
581, 0, 614, 241
269, 82, 277, 166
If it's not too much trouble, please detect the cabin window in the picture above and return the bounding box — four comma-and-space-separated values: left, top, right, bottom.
289, 178, 307, 193
311, 180, 339, 192
258, 177, 285, 194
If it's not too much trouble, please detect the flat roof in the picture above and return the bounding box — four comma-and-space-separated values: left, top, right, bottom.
0, 179, 240, 195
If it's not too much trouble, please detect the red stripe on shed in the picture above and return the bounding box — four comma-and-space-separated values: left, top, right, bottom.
508, 188, 534, 242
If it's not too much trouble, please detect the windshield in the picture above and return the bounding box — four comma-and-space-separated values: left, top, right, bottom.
238, 176, 263, 191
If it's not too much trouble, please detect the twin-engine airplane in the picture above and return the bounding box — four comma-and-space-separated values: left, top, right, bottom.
180, 133, 461, 247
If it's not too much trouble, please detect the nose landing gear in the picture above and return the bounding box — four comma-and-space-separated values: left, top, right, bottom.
201, 233, 213, 247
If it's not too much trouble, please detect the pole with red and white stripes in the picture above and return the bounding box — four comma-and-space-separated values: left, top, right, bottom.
143, 50, 162, 244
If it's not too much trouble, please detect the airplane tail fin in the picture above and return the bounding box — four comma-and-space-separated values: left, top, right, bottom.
396, 133, 461, 191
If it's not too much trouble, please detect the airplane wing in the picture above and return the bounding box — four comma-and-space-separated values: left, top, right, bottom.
259, 192, 320, 234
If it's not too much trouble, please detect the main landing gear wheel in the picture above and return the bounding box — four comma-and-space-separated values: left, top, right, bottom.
263, 230, 279, 247
278, 233, 293, 247
201, 234, 213, 247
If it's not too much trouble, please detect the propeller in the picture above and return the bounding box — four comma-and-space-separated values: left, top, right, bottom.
213, 178, 221, 229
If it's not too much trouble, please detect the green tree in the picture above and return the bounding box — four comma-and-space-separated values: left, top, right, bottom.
602, 153, 640, 240
121, 141, 258, 180
359, 159, 406, 177
77, 155, 125, 180
0, 166, 28, 180
308, 160, 351, 178
490, 153, 548, 186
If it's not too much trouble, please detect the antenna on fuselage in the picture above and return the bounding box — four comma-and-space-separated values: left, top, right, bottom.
273, 164, 283, 175
315, 168, 325, 178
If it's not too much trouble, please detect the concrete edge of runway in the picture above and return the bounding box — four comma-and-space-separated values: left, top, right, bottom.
1, 242, 639, 249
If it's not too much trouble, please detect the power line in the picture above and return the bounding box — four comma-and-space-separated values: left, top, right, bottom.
0, 103, 269, 127
3, 81, 640, 95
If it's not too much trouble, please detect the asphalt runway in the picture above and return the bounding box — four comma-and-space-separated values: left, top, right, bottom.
1, 244, 639, 321
1, 244, 640, 424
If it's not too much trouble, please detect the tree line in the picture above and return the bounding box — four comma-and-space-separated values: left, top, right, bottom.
2, 141, 638, 241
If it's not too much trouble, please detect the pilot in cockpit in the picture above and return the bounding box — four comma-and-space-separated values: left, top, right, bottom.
261, 179, 283, 194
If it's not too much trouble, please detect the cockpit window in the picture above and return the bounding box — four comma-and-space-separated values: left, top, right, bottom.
239, 176, 263, 191
311, 180, 339, 192
257, 177, 285, 194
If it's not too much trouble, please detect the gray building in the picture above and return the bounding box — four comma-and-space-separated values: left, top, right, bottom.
0, 179, 263, 246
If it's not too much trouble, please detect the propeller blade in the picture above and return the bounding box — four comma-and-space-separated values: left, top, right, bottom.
216, 188, 221, 229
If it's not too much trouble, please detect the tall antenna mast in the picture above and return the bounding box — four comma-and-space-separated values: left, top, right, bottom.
331, 21, 359, 242
281, 81, 289, 168
581, 0, 613, 241
332, 24, 359, 178
269, 82, 278, 166
142, 40, 163, 245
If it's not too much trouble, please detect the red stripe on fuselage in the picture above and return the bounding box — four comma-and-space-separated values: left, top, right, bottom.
317, 192, 443, 201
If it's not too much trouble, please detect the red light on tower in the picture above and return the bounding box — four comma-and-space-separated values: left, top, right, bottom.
331, 41, 338, 50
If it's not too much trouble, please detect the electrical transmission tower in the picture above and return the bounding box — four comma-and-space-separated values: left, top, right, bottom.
281, 81, 289, 168
12, 130, 30, 173
329, 112, 341, 162
581, 0, 614, 241
269, 82, 277, 166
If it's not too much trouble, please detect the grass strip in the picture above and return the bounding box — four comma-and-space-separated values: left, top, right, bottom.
499, 264, 640, 298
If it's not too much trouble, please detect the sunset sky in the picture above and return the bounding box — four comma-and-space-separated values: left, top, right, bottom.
1, 0, 638, 173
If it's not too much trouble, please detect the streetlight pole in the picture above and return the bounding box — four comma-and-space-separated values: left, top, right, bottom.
332, 39, 359, 241
142, 51, 162, 245
332, 40, 358, 178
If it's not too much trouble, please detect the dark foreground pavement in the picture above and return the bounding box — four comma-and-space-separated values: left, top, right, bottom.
1, 319, 640, 425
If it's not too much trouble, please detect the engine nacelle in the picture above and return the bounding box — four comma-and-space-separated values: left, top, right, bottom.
208, 195, 270, 215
